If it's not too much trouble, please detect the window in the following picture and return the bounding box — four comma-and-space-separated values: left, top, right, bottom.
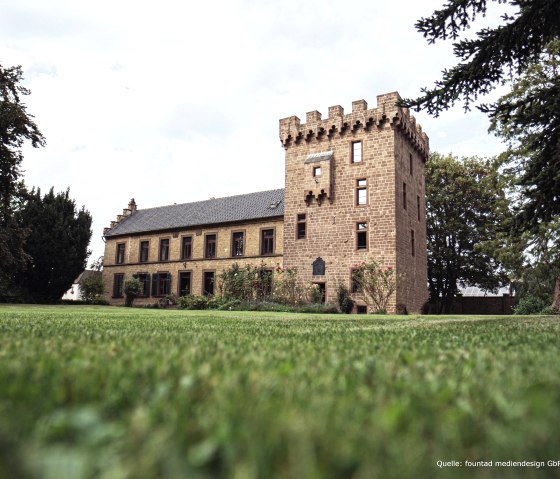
116, 243, 125, 264
261, 229, 275, 255
356, 222, 367, 250
296, 214, 306, 239
181, 236, 193, 260
411, 229, 415, 257
403, 182, 407, 210
356, 178, 367, 206
231, 232, 244, 257
134, 273, 150, 297
159, 238, 170, 261
203, 271, 215, 296
139, 241, 149, 263
351, 141, 362, 163
151, 272, 171, 296
179, 271, 191, 297
350, 269, 360, 293
313, 166, 322, 176
417, 195, 421, 221
205, 234, 217, 259
409, 153, 413, 175
112, 273, 124, 298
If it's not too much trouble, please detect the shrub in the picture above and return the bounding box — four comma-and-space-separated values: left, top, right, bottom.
396, 303, 408, 315
272, 267, 311, 305
353, 260, 399, 313
124, 278, 143, 307
539, 306, 560, 315
309, 284, 324, 304
178, 294, 210, 310
81, 276, 104, 304
337, 284, 354, 314
513, 294, 549, 315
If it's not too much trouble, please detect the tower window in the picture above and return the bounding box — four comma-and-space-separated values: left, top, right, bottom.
296, 213, 306, 239
411, 229, 415, 257
409, 153, 413, 175
403, 182, 407, 210
356, 178, 367, 205
351, 141, 362, 163
417, 195, 421, 221
313, 166, 322, 176
356, 222, 367, 250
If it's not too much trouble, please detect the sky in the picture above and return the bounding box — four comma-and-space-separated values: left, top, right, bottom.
0, 0, 513, 263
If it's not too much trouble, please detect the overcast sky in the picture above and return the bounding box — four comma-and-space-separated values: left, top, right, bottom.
1, 0, 512, 262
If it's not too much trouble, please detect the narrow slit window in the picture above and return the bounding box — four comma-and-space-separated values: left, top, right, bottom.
356, 178, 367, 205
297, 214, 306, 239
417, 195, 421, 221
403, 182, 407, 210
356, 222, 367, 250
409, 153, 413, 175
411, 229, 415, 257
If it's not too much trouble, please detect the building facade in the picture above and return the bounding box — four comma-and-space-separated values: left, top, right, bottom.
102, 92, 429, 312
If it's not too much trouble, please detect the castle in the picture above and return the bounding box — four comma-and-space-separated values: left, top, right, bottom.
102, 92, 429, 313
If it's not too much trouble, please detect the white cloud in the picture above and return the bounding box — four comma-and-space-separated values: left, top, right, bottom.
1, 0, 513, 262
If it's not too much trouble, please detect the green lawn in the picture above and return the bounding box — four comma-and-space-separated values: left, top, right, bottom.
1, 305, 559, 479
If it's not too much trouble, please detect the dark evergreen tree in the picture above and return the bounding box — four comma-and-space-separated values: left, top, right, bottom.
18, 188, 92, 303
0, 64, 45, 300
401, 0, 560, 225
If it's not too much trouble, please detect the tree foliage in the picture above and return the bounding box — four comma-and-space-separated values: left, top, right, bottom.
352, 260, 398, 314
402, 0, 560, 226
81, 275, 105, 304
0, 64, 45, 300
17, 188, 92, 303
124, 277, 142, 307
426, 153, 516, 312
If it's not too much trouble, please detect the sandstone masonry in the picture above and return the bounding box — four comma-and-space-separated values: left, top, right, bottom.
102, 92, 429, 312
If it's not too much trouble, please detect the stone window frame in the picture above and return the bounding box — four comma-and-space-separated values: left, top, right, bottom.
180, 235, 193, 260
355, 220, 368, 251
204, 232, 218, 259
350, 140, 363, 164
159, 237, 171, 262
202, 270, 216, 296
355, 178, 368, 206
231, 230, 246, 257
260, 227, 276, 256
115, 242, 126, 265
112, 273, 124, 298
139, 240, 150, 263
178, 270, 192, 297
296, 213, 307, 240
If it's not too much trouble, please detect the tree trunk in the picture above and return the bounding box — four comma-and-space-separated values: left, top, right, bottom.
553, 278, 560, 311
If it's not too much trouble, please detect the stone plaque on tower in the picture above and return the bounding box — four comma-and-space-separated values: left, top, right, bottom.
312, 257, 325, 276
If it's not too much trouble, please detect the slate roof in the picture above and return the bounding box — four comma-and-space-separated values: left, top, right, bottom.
105, 188, 285, 237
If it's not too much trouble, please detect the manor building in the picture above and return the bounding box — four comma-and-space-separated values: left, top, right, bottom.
102, 92, 429, 312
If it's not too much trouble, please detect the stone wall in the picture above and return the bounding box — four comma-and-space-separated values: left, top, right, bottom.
280, 92, 429, 312
102, 217, 284, 305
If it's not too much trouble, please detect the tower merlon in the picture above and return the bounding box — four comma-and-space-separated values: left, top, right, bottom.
279, 91, 430, 161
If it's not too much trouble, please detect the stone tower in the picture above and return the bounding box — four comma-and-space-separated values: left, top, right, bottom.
279, 92, 429, 313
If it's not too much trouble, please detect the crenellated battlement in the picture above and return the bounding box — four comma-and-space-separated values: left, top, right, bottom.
279, 91, 429, 161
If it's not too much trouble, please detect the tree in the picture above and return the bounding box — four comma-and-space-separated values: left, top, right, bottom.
81, 275, 105, 304
490, 39, 560, 310
426, 153, 517, 313
401, 0, 560, 224
0, 64, 45, 300
18, 188, 92, 303
124, 277, 142, 307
